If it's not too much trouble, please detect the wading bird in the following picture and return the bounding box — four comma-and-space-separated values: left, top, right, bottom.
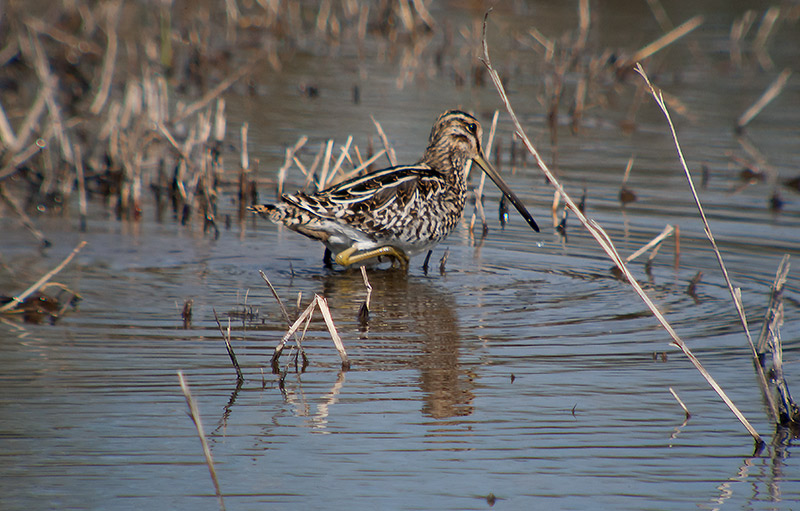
251, 110, 539, 269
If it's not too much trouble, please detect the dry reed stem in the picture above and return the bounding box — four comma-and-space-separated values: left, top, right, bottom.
756, 254, 790, 355
0, 239, 87, 313
575, 0, 590, 52
213, 309, 244, 383
26, 29, 74, 165
754, 7, 780, 69
14, 78, 51, 151
278, 136, 308, 196
360, 266, 372, 311
669, 387, 691, 418
645, 0, 673, 33
272, 294, 349, 370
317, 139, 335, 190
624, 15, 704, 66
625, 224, 674, 263
333, 149, 386, 183
371, 116, 397, 166
314, 294, 349, 369
175, 60, 255, 122
754, 7, 780, 50
0, 98, 17, 149
481, 12, 762, 444
736, 68, 792, 131
240, 123, 249, 170
622, 155, 634, 186
23, 16, 102, 55
329, 135, 354, 178
272, 298, 317, 368
635, 63, 771, 437
89, 0, 121, 115
258, 270, 292, 325
412, 0, 436, 28
74, 145, 88, 232
765, 301, 796, 424
176, 371, 225, 511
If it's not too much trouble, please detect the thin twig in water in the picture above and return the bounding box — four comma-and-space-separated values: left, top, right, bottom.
213, 309, 244, 383
756, 254, 790, 355
736, 68, 792, 132
636, 63, 776, 429
358, 266, 372, 324
669, 387, 692, 419
481, 12, 762, 445
623, 15, 704, 67
625, 225, 675, 263
315, 295, 350, 370
177, 371, 226, 511
0, 241, 86, 313
258, 270, 292, 325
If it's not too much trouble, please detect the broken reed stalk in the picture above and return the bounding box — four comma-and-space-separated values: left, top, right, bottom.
277, 136, 308, 197
314, 295, 349, 369
371, 116, 397, 166
736, 68, 792, 132
260, 271, 347, 369
480, 13, 762, 445
258, 270, 292, 325
89, 0, 121, 115
176, 371, 226, 511
0, 240, 87, 313
669, 387, 692, 419
625, 224, 675, 263
213, 309, 244, 383
755, 255, 798, 424
317, 139, 334, 191
358, 266, 372, 324
623, 15, 704, 67
270, 294, 349, 370
333, 149, 386, 183
756, 254, 789, 355
74, 145, 88, 231
636, 63, 778, 428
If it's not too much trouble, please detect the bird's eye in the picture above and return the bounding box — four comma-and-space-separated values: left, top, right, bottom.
467, 123, 477, 134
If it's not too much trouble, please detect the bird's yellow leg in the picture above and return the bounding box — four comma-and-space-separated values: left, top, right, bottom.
335, 246, 409, 269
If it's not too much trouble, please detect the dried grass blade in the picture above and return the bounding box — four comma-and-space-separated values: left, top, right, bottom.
0, 240, 86, 313
177, 371, 226, 511
736, 68, 792, 131
314, 294, 349, 369
481, 12, 762, 444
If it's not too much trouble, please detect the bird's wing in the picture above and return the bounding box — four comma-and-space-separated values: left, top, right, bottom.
283, 164, 439, 219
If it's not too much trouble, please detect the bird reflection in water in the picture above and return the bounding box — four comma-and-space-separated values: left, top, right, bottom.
321, 269, 474, 419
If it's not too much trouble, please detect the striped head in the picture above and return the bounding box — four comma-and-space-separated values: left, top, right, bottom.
423, 110, 485, 175
424, 109, 540, 233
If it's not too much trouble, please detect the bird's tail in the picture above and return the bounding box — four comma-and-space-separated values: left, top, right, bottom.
248, 204, 286, 223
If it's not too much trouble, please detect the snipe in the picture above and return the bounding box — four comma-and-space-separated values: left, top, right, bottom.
251, 110, 539, 269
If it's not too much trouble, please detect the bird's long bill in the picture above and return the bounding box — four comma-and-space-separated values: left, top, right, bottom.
473, 154, 539, 232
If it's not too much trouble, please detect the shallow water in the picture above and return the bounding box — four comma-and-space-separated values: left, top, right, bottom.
2, 2, 800, 510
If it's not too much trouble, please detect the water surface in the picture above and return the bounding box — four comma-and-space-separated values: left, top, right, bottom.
2, 2, 800, 510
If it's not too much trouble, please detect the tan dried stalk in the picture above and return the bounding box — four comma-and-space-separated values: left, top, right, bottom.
481, 13, 762, 445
